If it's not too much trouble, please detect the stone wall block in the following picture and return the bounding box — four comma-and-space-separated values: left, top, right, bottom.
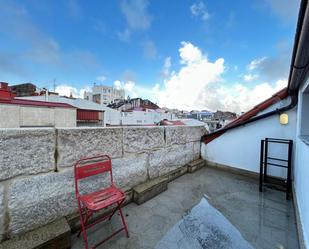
185, 126, 207, 143
123, 127, 164, 153
112, 154, 148, 188
57, 128, 123, 168
148, 143, 194, 179
0, 129, 55, 180
193, 141, 201, 160
0, 185, 5, 241
8, 171, 74, 235
165, 126, 187, 146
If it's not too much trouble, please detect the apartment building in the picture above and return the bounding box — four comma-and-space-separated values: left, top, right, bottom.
84, 83, 125, 105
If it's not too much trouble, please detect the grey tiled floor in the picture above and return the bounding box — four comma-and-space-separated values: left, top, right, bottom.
71, 167, 299, 249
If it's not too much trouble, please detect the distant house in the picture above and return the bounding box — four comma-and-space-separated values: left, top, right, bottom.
17, 95, 117, 126
0, 82, 76, 128
108, 97, 159, 111
10, 83, 37, 97
213, 110, 237, 122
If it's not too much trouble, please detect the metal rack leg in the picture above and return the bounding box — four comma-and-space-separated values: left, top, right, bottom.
286, 140, 293, 200
264, 138, 268, 183
259, 140, 264, 192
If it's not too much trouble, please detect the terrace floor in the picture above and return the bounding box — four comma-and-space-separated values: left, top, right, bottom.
71, 167, 299, 249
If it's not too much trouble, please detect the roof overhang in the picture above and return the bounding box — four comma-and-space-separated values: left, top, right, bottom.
288, 0, 309, 93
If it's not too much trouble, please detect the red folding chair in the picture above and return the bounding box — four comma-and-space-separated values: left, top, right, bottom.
74, 155, 129, 249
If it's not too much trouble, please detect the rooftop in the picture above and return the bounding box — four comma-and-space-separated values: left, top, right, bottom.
71, 167, 299, 249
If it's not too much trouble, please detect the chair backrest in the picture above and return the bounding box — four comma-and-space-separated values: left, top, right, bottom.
74, 155, 113, 196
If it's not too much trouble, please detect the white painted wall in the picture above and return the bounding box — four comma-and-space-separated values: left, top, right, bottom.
0, 105, 20, 128
105, 108, 121, 125
20, 106, 55, 127
54, 108, 76, 127
121, 110, 175, 126
201, 99, 297, 178
0, 104, 76, 128
294, 78, 309, 247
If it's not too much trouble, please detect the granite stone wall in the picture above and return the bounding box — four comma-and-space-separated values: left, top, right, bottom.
0, 126, 206, 239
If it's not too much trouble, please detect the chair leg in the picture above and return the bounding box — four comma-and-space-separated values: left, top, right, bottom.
108, 199, 124, 221
118, 206, 129, 238
78, 204, 90, 249
78, 210, 93, 238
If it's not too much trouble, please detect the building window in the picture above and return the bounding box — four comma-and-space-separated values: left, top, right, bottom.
103, 89, 106, 93
300, 82, 309, 144
93, 94, 101, 104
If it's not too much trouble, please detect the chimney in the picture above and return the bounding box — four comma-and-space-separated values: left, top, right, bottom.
0, 82, 13, 100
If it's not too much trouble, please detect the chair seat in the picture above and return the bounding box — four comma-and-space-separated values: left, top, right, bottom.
80, 186, 125, 211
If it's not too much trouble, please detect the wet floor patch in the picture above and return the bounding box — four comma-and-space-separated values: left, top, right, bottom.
155, 197, 253, 249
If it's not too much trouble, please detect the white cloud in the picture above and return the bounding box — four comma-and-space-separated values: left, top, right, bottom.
118, 0, 151, 41
114, 80, 136, 96
55, 84, 90, 98
114, 80, 122, 90
113, 80, 156, 99
247, 57, 267, 71
179, 41, 203, 64
243, 73, 259, 82
190, 1, 210, 21
143, 42, 286, 113
213, 79, 287, 113
247, 51, 290, 82
161, 57, 172, 78
96, 75, 107, 82
154, 42, 224, 110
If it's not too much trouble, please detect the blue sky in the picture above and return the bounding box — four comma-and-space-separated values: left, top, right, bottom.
0, 0, 300, 112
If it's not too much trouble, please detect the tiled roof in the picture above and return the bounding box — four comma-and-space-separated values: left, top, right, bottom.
203, 87, 289, 144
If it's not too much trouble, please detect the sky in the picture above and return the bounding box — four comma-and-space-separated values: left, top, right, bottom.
0, 0, 301, 113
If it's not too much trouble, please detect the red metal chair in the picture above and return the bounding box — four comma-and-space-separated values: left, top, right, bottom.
74, 155, 129, 249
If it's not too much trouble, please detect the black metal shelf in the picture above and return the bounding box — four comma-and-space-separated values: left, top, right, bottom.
259, 138, 293, 200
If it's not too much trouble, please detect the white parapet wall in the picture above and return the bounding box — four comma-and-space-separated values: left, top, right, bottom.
201, 108, 297, 178
0, 125, 206, 240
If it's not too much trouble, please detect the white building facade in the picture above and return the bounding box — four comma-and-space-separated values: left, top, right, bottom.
84, 84, 125, 105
